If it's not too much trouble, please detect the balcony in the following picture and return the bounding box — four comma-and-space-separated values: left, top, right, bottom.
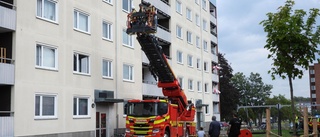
211, 73, 219, 83
0, 57, 14, 85
0, 1, 16, 32
0, 111, 14, 137
211, 53, 218, 63
142, 82, 163, 97
211, 33, 217, 45
156, 25, 171, 43
143, 0, 170, 17
210, 13, 217, 25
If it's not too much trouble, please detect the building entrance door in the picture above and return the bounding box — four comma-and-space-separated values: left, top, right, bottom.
96, 112, 107, 137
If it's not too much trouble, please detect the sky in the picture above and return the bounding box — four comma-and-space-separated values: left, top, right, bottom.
216, 0, 320, 99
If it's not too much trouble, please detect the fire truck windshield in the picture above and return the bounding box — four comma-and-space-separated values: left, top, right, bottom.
127, 102, 168, 117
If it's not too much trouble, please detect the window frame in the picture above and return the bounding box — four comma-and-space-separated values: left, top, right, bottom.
196, 58, 201, 70
203, 40, 208, 51
34, 93, 57, 119
202, 0, 207, 11
186, 8, 192, 21
122, 0, 132, 13
187, 54, 193, 67
188, 79, 194, 91
205, 105, 209, 115
73, 96, 90, 118
102, 59, 113, 79
202, 19, 207, 31
103, 0, 112, 5
123, 64, 134, 81
196, 36, 200, 48
187, 31, 192, 44
177, 51, 183, 64
35, 43, 58, 70
178, 77, 184, 89
36, 0, 58, 22
176, 0, 182, 14
204, 83, 209, 93
176, 25, 182, 39
102, 21, 113, 41
73, 52, 90, 75
197, 81, 202, 92
195, 14, 200, 26
122, 29, 133, 48
73, 9, 90, 33
204, 61, 208, 72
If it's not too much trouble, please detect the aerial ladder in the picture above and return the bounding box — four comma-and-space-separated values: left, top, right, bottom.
124, 2, 196, 137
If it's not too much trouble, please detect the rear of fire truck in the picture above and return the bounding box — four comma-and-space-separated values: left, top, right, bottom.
125, 1, 196, 137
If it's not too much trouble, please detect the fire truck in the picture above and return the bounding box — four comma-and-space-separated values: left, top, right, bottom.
124, 2, 196, 137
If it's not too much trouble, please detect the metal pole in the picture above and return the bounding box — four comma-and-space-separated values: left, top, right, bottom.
277, 104, 282, 136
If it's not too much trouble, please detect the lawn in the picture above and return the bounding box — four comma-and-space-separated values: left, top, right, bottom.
251, 129, 299, 137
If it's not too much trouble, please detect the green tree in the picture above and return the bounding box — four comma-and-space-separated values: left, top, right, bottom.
260, 0, 320, 135
265, 94, 296, 122
231, 72, 272, 124
219, 53, 239, 121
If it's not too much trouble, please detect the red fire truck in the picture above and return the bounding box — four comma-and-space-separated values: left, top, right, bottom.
124, 2, 196, 137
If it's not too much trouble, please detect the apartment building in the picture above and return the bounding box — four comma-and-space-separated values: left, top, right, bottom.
0, 0, 219, 136
309, 63, 320, 111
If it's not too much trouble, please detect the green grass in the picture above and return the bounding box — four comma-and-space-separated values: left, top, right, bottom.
251, 129, 292, 137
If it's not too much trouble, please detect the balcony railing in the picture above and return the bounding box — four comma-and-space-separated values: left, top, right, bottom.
0, 111, 14, 137
0, 57, 15, 85
143, 0, 170, 16
0, 1, 16, 31
142, 81, 163, 97
156, 25, 171, 43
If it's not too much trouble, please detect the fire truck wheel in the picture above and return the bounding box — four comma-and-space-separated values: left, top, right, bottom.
164, 130, 170, 137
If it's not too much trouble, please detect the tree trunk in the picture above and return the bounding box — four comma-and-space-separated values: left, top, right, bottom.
289, 76, 297, 136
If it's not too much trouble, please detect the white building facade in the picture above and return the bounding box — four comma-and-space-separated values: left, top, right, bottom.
0, 0, 219, 136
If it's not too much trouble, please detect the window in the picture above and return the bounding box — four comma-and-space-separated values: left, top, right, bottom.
203, 40, 208, 51
177, 51, 183, 64
176, 25, 182, 39
310, 69, 315, 74
187, 55, 193, 67
195, 14, 200, 26
187, 31, 192, 44
188, 79, 193, 91
103, 0, 112, 4
35, 94, 57, 118
36, 44, 57, 70
103, 21, 112, 40
202, 0, 207, 10
197, 81, 201, 92
311, 86, 316, 90
178, 77, 183, 89
195, 0, 200, 5
122, 0, 132, 12
176, 0, 182, 14
74, 10, 90, 33
311, 78, 315, 82
202, 19, 207, 31
123, 29, 133, 47
73, 52, 90, 74
103, 59, 112, 78
196, 58, 201, 69
196, 36, 200, 48
186, 8, 192, 21
211, 46, 216, 55
205, 105, 209, 114
73, 97, 90, 117
37, 0, 57, 22
204, 83, 208, 93
204, 61, 208, 72
123, 64, 134, 81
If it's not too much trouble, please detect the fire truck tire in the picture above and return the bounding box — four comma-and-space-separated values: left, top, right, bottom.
164, 130, 170, 137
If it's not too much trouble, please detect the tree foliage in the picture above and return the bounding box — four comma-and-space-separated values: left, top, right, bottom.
219, 53, 239, 121
265, 94, 297, 121
260, 0, 320, 134
231, 72, 272, 124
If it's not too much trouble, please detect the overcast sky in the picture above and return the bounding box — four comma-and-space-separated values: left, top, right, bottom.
216, 0, 320, 99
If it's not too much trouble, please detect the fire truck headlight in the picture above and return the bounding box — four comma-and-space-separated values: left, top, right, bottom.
128, 118, 134, 122
126, 128, 130, 133
149, 119, 155, 123
152, 128, 160, 133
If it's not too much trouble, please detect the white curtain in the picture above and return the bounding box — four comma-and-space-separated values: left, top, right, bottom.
80, 56, 88, 73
